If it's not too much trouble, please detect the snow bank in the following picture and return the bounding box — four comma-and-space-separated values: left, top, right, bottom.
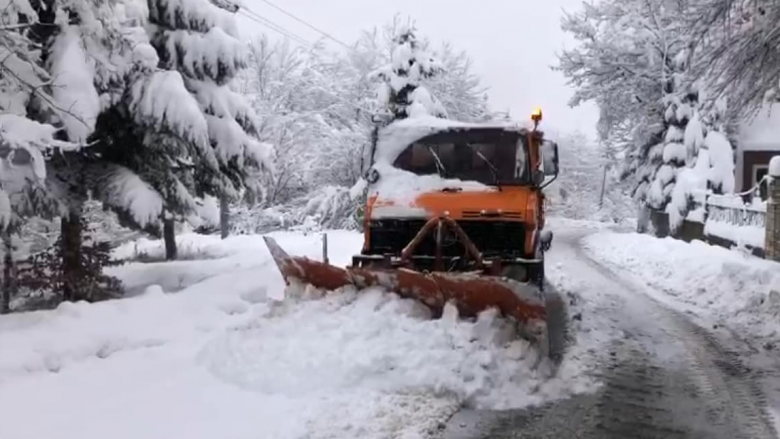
704, 221, 766, 249
109, 230, 360, 295
0, 230, 589, 439
582, 231, 780, 346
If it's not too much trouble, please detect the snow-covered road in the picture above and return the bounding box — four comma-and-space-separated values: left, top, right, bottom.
1, 220, 779, 439
0, 228, 594, 439
446, 224, 780, 439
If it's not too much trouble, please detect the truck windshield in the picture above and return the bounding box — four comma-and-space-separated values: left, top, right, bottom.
392, 130, 530, 185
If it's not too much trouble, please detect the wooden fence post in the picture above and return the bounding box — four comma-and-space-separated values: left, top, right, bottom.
766, 157, 780, 262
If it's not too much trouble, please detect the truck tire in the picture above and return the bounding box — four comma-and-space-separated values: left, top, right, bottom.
504, 261, 567, 364
544, 283, 568, 366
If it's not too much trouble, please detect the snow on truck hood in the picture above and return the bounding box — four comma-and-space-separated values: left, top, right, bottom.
368, 163, 495, 207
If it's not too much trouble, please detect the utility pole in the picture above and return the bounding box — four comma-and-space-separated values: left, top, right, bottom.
598, 164, 608, 209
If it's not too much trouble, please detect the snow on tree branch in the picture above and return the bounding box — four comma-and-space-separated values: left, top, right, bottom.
128, 70, 213, 158
0, 114, 78, 155
148, 0, 240, 38
157, 27, 247, 85
47, 25, 101, 143
0, 114, 78, 228
188, 79, 260, 134
89, 164, 164, 228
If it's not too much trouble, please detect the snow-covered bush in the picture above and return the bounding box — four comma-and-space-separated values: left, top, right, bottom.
296, 185, 363, 231
16, 216, 125, 309
229, 204, 297, 235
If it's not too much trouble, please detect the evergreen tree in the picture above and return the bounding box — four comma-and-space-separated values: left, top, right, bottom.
556, 0, 694, 216
17, 0, 153, 302
143, 0, 271, 251
370, 21, 447, 121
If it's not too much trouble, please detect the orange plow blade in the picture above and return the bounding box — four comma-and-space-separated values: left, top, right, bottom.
263, 236, 550, 347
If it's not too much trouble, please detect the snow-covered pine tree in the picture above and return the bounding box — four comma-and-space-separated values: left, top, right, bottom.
370, 21, 447, 121
144, 0, 271, 248
647, 51, 693, 213
660, 72, 703, 227
0, 0, 86, 230
50, 0, 213, 262
0, 115, 76, 312
667, 85, 736, 230
84, 0, 270, 256
1, 0, 148, 303
556, 0, 694, 225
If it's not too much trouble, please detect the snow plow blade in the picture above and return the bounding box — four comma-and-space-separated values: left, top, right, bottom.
263, 236, 549, 348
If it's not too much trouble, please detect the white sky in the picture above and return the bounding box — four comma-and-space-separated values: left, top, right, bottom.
235, 0, 598, 140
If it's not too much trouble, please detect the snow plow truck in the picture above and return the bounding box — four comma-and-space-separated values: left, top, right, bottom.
264, 108, 564, 362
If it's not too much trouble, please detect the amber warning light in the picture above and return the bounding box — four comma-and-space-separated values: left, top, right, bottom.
531, 107, 543, 123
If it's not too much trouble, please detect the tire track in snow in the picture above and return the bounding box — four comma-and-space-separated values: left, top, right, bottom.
574, 239, 778, 439
443, 228, 779, 439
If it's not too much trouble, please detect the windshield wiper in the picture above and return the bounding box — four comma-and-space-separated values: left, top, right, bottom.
474, 146, 501, 190
427, 145, 447, 178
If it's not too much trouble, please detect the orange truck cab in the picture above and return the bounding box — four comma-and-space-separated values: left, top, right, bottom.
352, 109, 560, 288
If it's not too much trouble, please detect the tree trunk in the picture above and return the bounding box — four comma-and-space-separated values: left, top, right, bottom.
61, 210, 83, 302
164, 218, 177, 260
220, 195, 230, 239
1, 230, 12, 314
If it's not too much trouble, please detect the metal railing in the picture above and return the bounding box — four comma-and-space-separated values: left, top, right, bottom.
705, 196, 766, 228
702, 176, 769, 228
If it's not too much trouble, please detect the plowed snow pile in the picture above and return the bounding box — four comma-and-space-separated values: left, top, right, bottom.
0, 231, 591, 439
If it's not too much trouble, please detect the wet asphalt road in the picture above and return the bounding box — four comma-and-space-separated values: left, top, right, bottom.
442, 228, 780, 439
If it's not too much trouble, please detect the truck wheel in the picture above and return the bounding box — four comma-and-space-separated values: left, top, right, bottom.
544, 283, 568, 365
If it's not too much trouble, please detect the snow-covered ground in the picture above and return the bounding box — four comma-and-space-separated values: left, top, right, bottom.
0, 229, 596, 439
582, 231, 780, 348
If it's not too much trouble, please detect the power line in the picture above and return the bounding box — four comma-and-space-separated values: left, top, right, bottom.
235, 6, 377, 116
248, 0, 351, 49
238, 9, 314, 49
238, 10, 312, 48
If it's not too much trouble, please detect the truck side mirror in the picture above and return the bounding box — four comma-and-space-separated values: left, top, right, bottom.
541, 140, 559, 177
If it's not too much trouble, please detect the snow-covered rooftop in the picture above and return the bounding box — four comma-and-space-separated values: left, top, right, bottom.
737, 103, 780, 152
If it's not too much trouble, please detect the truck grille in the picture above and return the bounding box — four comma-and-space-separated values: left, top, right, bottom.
367, 219, 526, 258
